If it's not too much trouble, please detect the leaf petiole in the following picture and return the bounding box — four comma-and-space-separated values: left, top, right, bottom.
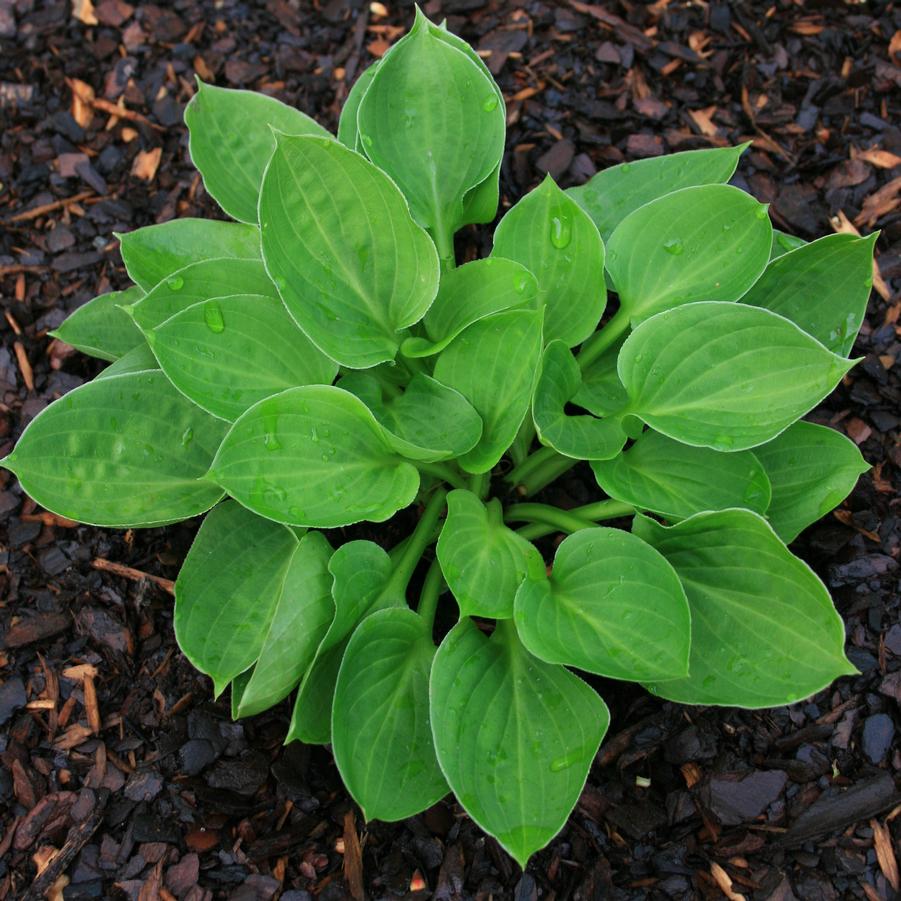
504, 503, 597, 534
506, 446, 579, 496
416, 461, 469, 491
387, 487, 448, 597
416, 558, 445, 631
577, 304, 631, 370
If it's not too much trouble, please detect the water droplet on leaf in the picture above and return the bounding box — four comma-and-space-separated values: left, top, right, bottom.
550, 216, 572, 249
204, 302, 225, 333
662, 238, 684, 255
482, 94, 499, 112
167, 275, 184, 291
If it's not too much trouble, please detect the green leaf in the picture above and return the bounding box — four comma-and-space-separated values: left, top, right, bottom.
401, 258, 537, 358
770, 229, 806, 260
96, 342, 159, 379
337, 62, 379, 151
338, 372, 482, 461
591, 429, 772, 520
185, 81, 330, 224
210, 386, 420, 528
618, 302, 856, 451
740, 233, 877, 356
430, 619, 609, 867
533, 340, 627, 460
130, 257, 277, 332
514, 527, 690, 680
259, 134, 439, 369
572, 337, 628, 417
751, 421, 869, 542
230, 668, 253, 720
333, 608, 448, 821
238, 530, 334, 716
433, 309, 543, 473
567, 143, 748, 242
633, 509, 857, 707
50, 285, 145, 362
357, 11, 505, 251
287, 643, 343, 745
492, 175, 606, 346
605, 184, 772, 323
436, 489, 543, 619
175, 501, 299, 696
117, 219, 261, 292
2, 371, 225, 527
149, 294, 338, 421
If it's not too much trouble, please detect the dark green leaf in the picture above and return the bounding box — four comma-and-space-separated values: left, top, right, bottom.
50, 285, 145, 362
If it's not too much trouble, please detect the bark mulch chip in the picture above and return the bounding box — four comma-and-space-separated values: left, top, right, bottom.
1, 0, 900, 897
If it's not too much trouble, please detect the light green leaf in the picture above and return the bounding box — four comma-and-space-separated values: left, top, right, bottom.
591, 429, 772, 520
357, 11, 505, 253
633, 509, 857, 707
433, 309, 543, 473
287, 642, 343, 745
210, 385, 420, 528
117, 219, 261, 292
149, 294, 338, 421
333, 608, 448, 821
338, 372, 482, 461
50, 285, 145, 362
605, 184, 772, 324
337, 62, 379, 151
567, 143, 749, 242
618, 302, 856, 451
436, 489, 543, 619
96, 342, 159, 379
533, 340, 627, 460
401, 258, 537, 358
185, 81, 330, 224
259, 134, 439, 369
239, 531, 334, 716
430, 619, 609, 867
130, 257, 278, 332
572, 337, 628, 417
514, 527, 690, 680
770, 229, 806, 260
2, 371, 225, 527
740, 233, 877, 356
492, 175, 606, 346
751, 421, 869, 542
230, 668, 253, 720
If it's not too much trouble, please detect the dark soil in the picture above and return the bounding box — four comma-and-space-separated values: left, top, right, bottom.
1, 1, 900, 899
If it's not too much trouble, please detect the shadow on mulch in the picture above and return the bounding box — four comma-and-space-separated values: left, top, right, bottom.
1, 1, 900, 899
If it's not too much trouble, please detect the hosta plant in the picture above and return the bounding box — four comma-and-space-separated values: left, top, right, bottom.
3, 10, 876, 867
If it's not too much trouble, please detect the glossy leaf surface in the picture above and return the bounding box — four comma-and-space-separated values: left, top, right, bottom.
430, 620, 609, 867
3, 372, 225, 527
186, 81, 329, 224
51, 285, 145, 362
96, 343, 159, 379
210, 386, 420, 528
618, 302, 855, 451
634, 510, 857, 707
605, 184, 772, 323
259, 134, 439, 369
572, 337, 628, 417
436, 490, 543, 619
337, 61, 378, 151
751, 421, 869, 542
492, 176, 606, 346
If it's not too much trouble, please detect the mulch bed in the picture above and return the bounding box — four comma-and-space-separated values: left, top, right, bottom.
1, 1, 900, 898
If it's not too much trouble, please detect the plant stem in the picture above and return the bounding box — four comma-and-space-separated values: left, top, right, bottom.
433, 225, 456, 272
468, 471, 490, 499
506, 446, 579, 496
504, 503, 597, 534
416, 558, 444, 630
506, 445, 560, 486
574, 499, 635, 520
389, 487, 447, 594
577, 305, 631, 370
417, 461, 468, 491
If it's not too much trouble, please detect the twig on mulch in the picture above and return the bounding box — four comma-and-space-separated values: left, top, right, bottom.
1, 190, 95, 225
91, 558, 175, 594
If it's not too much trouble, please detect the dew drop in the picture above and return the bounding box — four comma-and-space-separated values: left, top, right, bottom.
713, 434, 734, 450
263, 432, 281, 451
755, 204, 769, 220
181, 427, 194, 447
204, 302, 225, 333
167, 275, 184, 291
550, 215, 572, 249
482, 94, 499, 112
515, 274, 529, 294
662, 238, 684, 255
361, 134, 374, 148
549, 752, 577, 772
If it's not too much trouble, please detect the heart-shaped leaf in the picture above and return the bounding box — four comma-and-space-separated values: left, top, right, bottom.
740, 233, 877, 356
333, 608, 448, 821
567, 143, 748, 242
50, 285, 145, 361
492, 176, 606, 346
514, 528, 690, 680
618, 302, 856, 451
751, 421, 869, 542
533, 340, 627, 460
436, 489, 543, 619
118, 219, 261, 292
592, 429, 772, 520
434, 309, 543, 473
259, 134, 439, 369
401, 258, 537, 358
185, 81, 330, 224
605, 184, 772, 323
149, 294, 338, 421
634, 509, 857, 707
3, 371, 226, 527
430, 619, 609, 867
210, 386, 420, 527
